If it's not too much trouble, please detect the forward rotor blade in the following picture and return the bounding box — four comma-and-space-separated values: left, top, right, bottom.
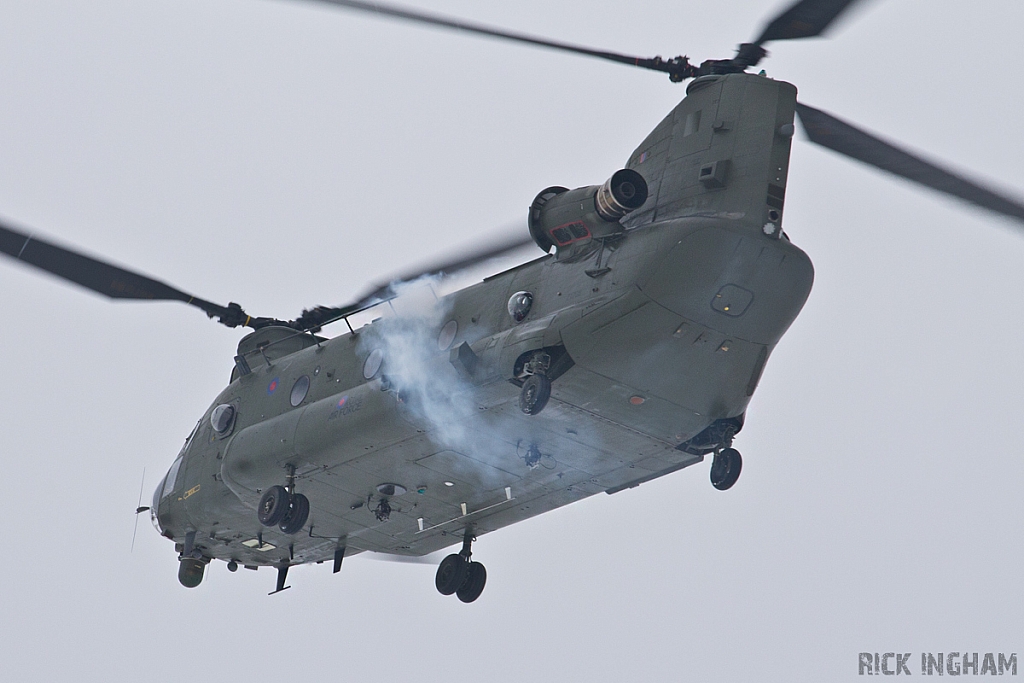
292, 230, 537, 331
283, 0, 698, 81
357, 232, 537, 303
795, 102, 1024, 225
0, 218, 268, 328
755, 0, 867, 44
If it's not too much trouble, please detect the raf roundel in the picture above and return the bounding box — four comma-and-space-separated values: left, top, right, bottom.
267, 378, 279, 395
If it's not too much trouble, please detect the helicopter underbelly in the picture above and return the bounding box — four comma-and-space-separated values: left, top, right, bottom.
560, 223, 814, 432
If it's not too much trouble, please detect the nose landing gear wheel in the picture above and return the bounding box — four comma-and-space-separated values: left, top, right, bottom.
279, 493, 310, 535
257, 485, 290, 526
710, 447, 742, 490
519, 374, 551, 415
435, 553, 469, 595
456, 561, 487, 603
178, 558, 206, 588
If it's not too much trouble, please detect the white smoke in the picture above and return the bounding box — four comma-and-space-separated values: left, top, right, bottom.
356, 276, 496, 465
354, 274, 609, 493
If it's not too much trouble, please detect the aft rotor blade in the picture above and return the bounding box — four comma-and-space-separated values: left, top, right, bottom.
282, 0, 698, 81
795, 102, 1024, 225
0, 218, 268, 328
755, 0, 867, 44
292, 230, 537, 331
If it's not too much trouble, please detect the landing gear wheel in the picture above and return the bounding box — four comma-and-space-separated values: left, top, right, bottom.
178, 558, 205, 588
279, 493, 310, 535
257, 485, 290, 526
435, 553, 469, 596
519, 374, 551, 415
710, 447, 742, 491
456, 561, 487, 603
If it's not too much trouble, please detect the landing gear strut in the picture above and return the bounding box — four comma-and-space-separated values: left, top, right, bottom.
435, 528, 487, 603
257, 466, 310, 534
177, 530, 208, 588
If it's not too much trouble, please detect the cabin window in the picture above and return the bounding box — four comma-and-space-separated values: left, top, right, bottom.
210, 404, 235, 433
438, 320, 458, 350
363, 349, 384, 379
508, 291, 533, 323
290, 376, 310, 407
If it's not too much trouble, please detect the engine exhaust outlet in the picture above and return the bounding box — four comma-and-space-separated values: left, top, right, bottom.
595, 169, 649, 221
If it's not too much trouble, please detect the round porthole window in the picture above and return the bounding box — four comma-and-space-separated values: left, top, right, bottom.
290, 375, 310, 407
508, 291, 533, 323
363, 349, 384, 379
438, 320, 458, 350
210, 404, 235, 434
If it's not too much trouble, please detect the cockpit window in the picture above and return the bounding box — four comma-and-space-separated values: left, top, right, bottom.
152, 475, 166, 512
162, 456, 183, 499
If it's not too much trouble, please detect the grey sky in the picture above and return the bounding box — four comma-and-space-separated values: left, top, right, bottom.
1, 1, 1022, 681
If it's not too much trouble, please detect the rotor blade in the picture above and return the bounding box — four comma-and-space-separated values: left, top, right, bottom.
795, 102, 1024, 225
282, 0, 698, 81
0, 218, 270, 328
357, 232, 537, 303
755, 0, 867, 44
292, 230, 537, 331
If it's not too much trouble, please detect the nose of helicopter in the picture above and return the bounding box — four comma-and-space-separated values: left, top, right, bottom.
149, 474, 167, 534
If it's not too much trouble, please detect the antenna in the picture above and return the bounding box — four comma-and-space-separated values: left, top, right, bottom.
131, 468, 150, 553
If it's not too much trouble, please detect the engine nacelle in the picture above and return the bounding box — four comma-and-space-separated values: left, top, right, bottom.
528, 169, 648, 257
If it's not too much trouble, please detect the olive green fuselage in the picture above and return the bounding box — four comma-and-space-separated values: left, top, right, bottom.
152, 72, 814, 570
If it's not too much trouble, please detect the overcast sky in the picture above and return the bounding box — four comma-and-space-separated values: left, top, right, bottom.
1, 1, 1022, 681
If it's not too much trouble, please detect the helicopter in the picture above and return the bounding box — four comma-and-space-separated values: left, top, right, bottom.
3, 0, 1024, 605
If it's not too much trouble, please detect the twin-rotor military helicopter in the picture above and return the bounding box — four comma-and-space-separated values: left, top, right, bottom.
4, 0, 1024, 601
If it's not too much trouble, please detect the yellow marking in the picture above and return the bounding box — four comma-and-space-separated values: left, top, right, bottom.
245, 315, 251, 327
183, 484, 201, 500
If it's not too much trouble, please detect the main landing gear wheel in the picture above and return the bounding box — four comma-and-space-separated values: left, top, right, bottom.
279, 493, 310, 535
435, 554, 469, 595
257, 485, 290, 526
456, 561, 487, 603
519, 374, 551, 415
710, 447, 742, 491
